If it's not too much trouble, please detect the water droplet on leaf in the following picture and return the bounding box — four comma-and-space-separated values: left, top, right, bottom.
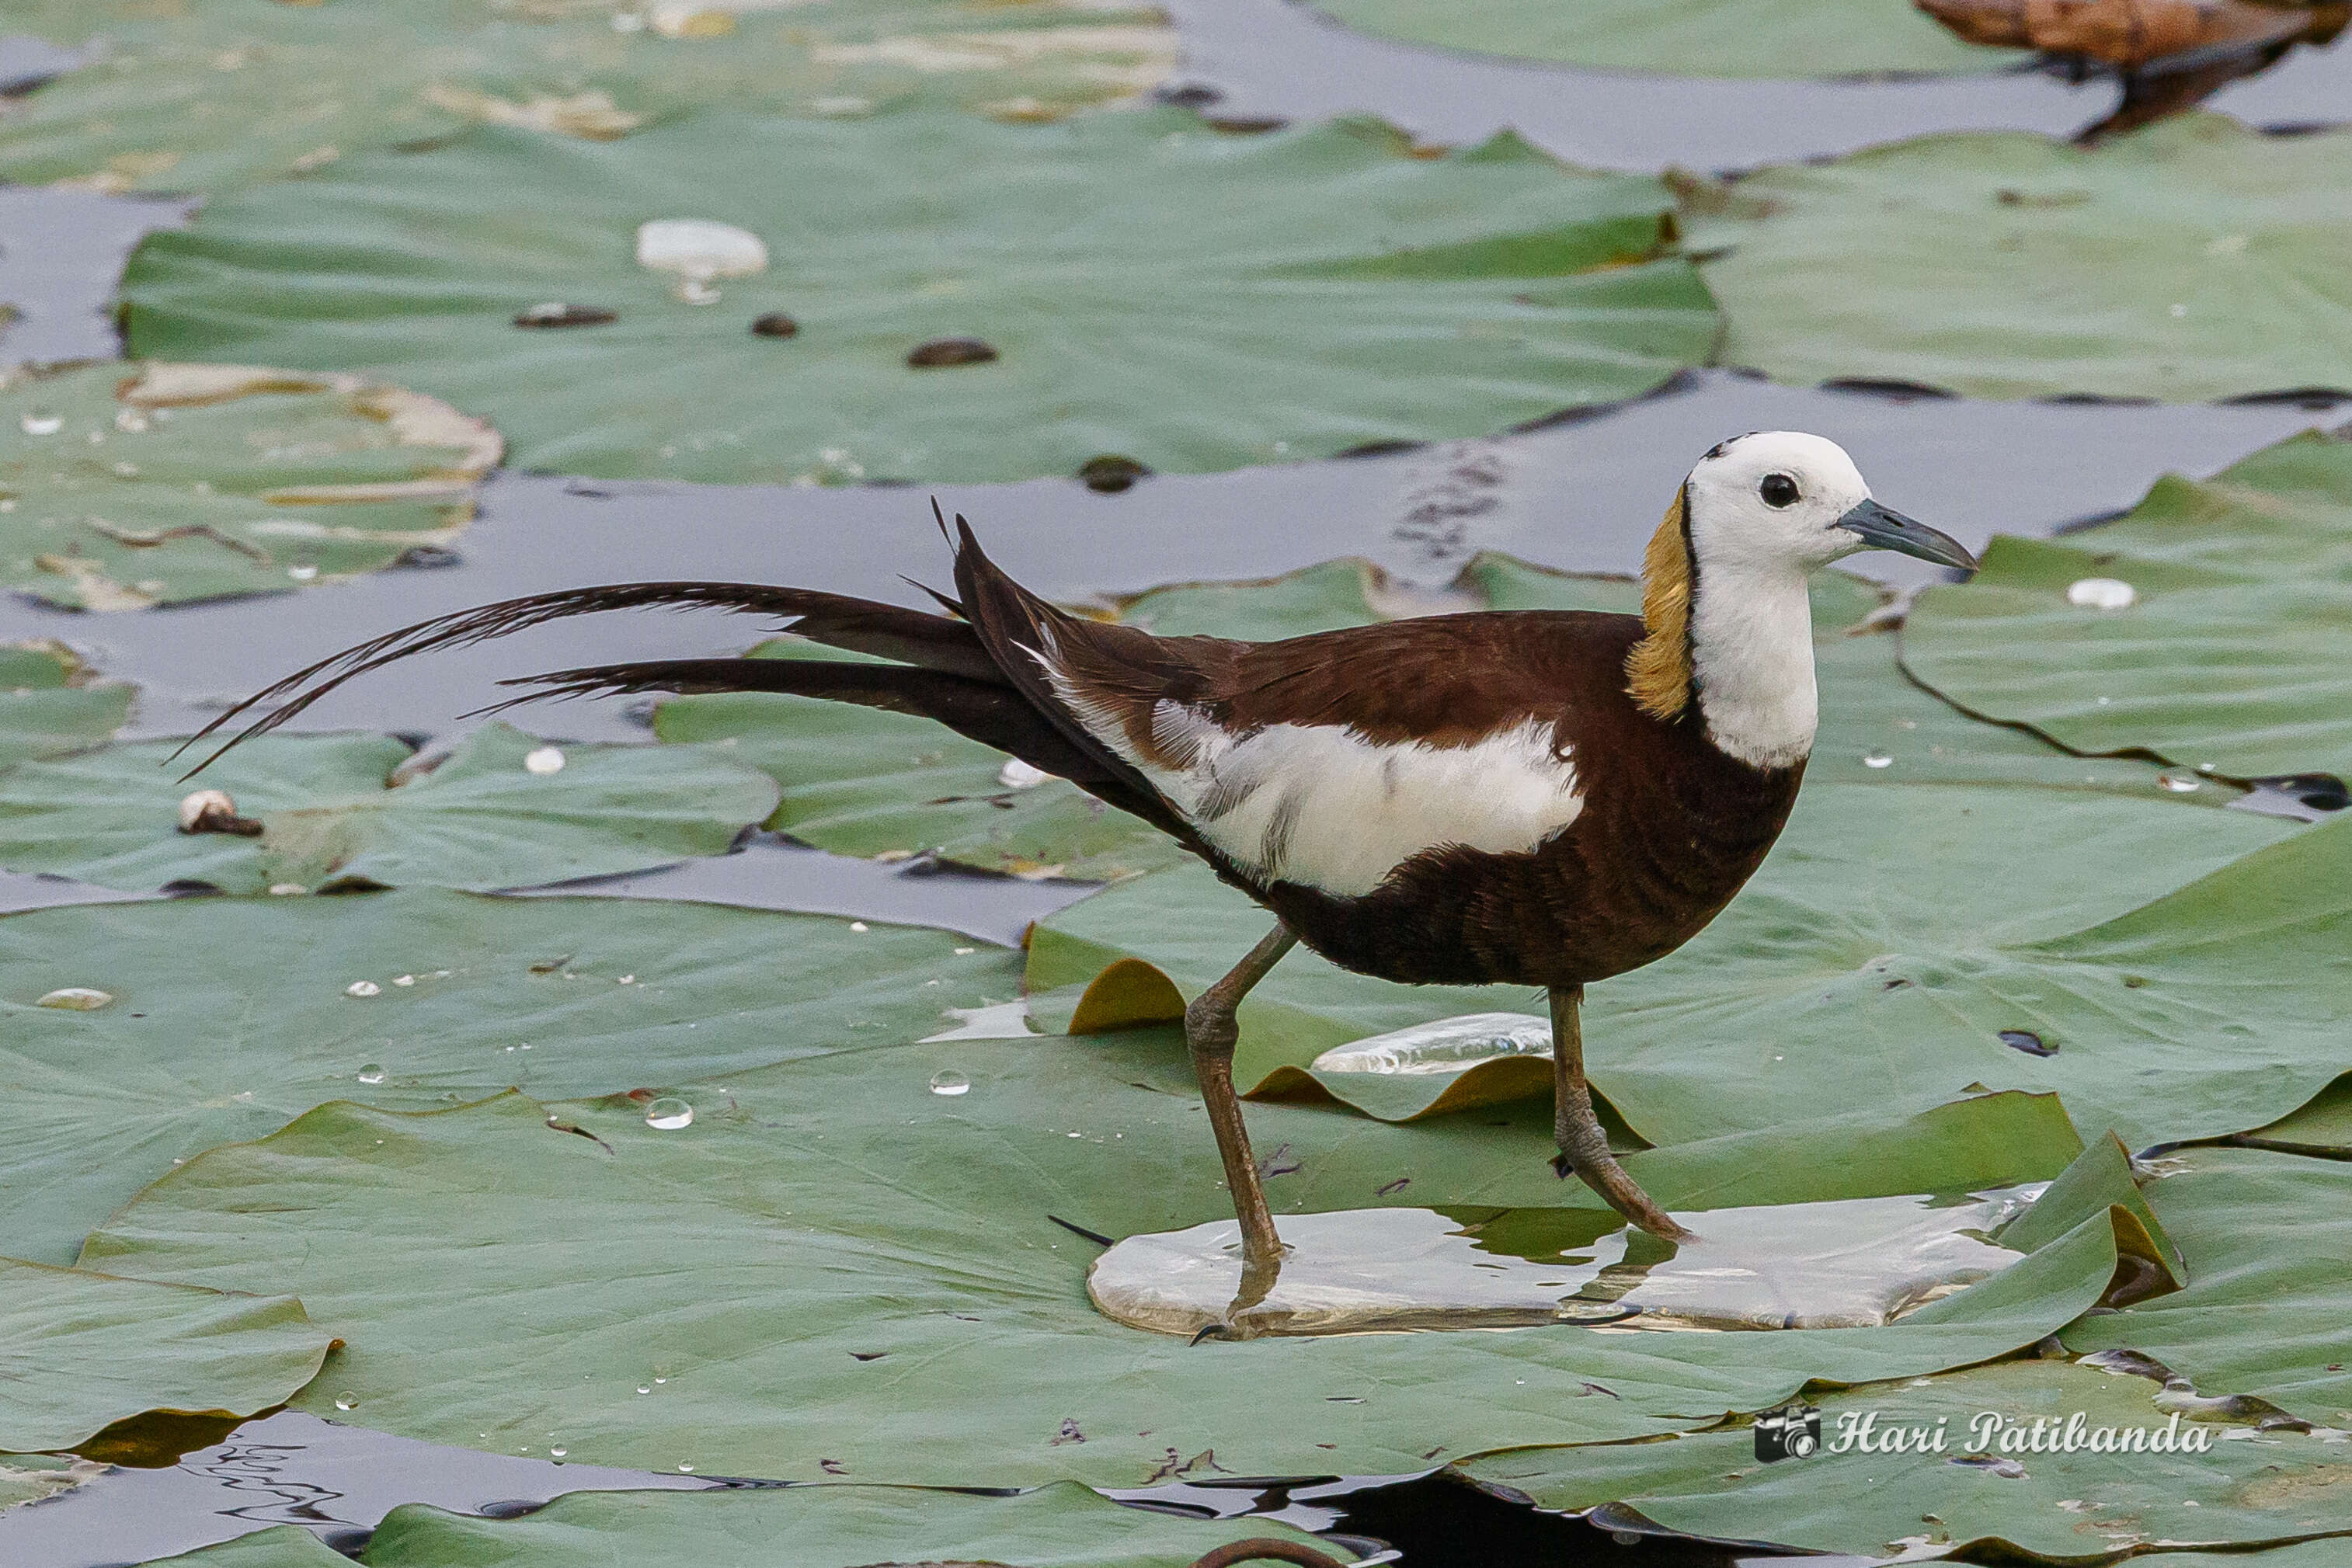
346, 980, 381, 998
36, 987, 112, 1010
929, 1069, 971, 1097
19, 412, 61, 436
635, 219, 767, 304
1863, 751, 1894, 769
357, 1064, 386, 1085
524, 746, 565, 775
645, 1097, 693, 1130
2067, 577, 2137, 610
334, 1392, 357, 1411
1310, 1012, 1550, 1076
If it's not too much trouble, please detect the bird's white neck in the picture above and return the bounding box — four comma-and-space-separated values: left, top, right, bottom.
1687, 561, 1817, 771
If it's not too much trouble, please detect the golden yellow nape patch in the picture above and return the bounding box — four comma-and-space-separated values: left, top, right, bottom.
1626, 486, 1693, 719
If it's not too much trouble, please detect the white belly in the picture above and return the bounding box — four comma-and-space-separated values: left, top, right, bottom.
1139, 708, 1585, 897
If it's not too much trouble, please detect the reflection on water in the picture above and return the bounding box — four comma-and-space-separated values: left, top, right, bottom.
0, 1412, 710, 1568
1088, 1187, 2044, 1338
1309, 1013, 1550, 1076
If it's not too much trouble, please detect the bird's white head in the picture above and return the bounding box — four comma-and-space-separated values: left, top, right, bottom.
1682, 431, 1975, 576
1627, 432, 1974, 770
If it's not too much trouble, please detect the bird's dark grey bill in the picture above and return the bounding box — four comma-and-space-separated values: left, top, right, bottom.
1835, 499, 1978, 571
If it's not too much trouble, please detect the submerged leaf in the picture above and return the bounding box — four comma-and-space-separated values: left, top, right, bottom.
120, 109, 1718, 485
0, 723, 778, 895
0, 361, 497, 610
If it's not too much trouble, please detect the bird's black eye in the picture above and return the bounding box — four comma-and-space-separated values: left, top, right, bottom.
1759, 473, 1801, 508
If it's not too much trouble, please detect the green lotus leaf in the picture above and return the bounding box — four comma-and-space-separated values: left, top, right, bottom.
0, 641, 132, 770
0, 0, 1172, 196
1902, 432, 2352, 778
1026, 619, 2306, 1141
2232, 1075, 2352, 1156
1311, 0, 2019, 78
1691, 115, 2352, 402
79, 1034, 2116, 1487
656, 644, 1188, 884
0, 888, 1021, 1264
0, 1257, 332, 1455
119, 107, 1719, 486
2065, 1146, 2352, 1422
136, 1528, 351, 1568
0, 360, 498, 610
1463, 1358, 2352, 1558
1993, 1132, 2180, 1291
0, 722, 780, 895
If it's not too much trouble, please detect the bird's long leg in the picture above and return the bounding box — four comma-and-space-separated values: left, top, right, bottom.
1549, 985, 1695, 1243
1185, 921, 1298, 1316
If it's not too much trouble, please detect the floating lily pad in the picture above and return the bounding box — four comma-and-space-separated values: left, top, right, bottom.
1463, 1358, 2351, 1559
0, 361, 498, 610
79, 1035, 2117, 1487
0, 888, 1021, 1264
135, 1529, 352, 1568
120, 108, 1718, 485
2065, 1146, 2352, 1421
1026, 607, 2310, 1142
0, 0, 1174, 196
1902, 433, 2352, 778
0, 641, 132, 769
1692, 114, 2352, 402
0, 1256, 332, 1455
0, 723, 779, 895
1311, 0, 2020, 78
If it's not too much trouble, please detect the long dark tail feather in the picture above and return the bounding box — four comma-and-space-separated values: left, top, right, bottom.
172, 580, 987, 781
488, 655, 1193, 840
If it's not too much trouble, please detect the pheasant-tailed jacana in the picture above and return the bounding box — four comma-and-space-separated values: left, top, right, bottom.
183, 432, 1974, 1281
